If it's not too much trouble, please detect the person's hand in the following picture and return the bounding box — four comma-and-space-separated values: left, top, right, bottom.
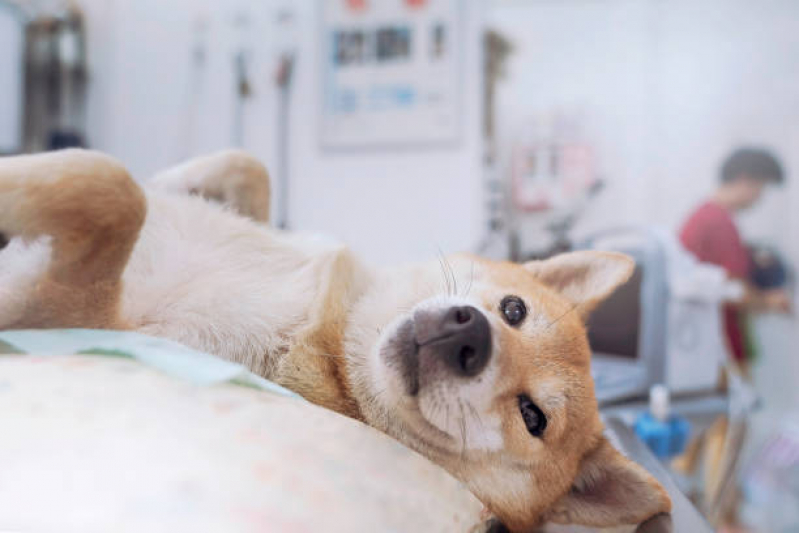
762, 289, 792, 313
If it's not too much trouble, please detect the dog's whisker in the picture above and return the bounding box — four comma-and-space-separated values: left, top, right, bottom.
308, 352, 346, 359
367, 387, 387, 405
436, 247, 457, 297
441, 400, 452, 431
546, 302, 581, 330
436, 251, 452, 296
445, 261, 455, 297
457, 400, 468, 459
429, 398, 444, 429
448, 257, 458, 296
463, 261, 476, 298
435, 249, 446, 294
467, 401, 485, 435
443, 253, 458, 296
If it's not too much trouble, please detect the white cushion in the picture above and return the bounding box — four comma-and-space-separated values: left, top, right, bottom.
0, 354, 484, 532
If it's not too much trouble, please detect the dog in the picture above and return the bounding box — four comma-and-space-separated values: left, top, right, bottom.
0, 149, 671, 532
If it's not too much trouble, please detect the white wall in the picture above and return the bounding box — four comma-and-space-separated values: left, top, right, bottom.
491, 0, 655, 234
77, 0, 485, 266
489, 0, 799, 253
81, 0, 288, 177
650, 0, 799, 249
490, 0, 799, 389
288, 1, 485, 265
0, 4, 24, 152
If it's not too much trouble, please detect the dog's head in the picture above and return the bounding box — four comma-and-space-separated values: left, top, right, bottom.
346, 251, 670, 532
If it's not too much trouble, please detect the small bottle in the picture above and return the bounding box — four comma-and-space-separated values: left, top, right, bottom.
634, 384, 690, 459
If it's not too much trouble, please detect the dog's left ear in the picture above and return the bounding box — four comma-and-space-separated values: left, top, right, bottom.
547, 436, 672, 527
524, 251, 634, 317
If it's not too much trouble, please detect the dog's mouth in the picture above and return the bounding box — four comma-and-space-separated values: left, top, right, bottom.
383, 317, 421, 396
378, 317, 455, 448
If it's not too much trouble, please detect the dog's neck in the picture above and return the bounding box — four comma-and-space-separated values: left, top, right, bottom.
275, 311, 363, 421
272, 248, 370, 421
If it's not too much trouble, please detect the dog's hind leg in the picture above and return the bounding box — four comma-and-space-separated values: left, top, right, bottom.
0, 149, 146, 330
148, 150, 271, 223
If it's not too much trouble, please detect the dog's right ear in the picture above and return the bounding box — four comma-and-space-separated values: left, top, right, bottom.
524, 251, 634, 318
546, 436, 672, 528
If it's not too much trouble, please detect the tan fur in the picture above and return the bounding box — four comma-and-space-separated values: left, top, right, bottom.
394, 256, 671, 531
0, 150, 146, 329
547, 437, 672, 527
275, 249, 371, 420
149, 150, 270, 222
0, 149, 671, 532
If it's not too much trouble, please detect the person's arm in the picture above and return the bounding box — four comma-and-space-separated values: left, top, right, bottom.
687, 215, 791, 313
736, 283, 792, 313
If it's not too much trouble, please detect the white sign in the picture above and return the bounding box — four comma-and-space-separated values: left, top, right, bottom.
320, 0, 462, 149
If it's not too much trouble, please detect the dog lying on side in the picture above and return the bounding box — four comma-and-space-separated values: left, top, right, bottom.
0, 149, 670, 532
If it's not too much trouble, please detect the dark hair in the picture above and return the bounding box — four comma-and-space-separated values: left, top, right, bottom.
720, 147, 784, 184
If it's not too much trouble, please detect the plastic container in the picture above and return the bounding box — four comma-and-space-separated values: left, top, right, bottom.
634, 384, 690, 459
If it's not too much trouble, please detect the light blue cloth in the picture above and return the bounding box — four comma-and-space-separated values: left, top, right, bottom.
0, 329, 300, 399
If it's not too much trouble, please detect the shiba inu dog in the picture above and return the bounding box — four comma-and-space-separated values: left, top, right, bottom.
0, 149, 670, 531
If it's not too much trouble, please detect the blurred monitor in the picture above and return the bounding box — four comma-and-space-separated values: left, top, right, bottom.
588, 266, 642, 360
579, 229, 669, 404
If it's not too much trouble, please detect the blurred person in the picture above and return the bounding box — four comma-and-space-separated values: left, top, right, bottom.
680, 147, 790, 370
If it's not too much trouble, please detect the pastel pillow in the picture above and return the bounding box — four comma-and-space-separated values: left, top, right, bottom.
0, 336, 484, 532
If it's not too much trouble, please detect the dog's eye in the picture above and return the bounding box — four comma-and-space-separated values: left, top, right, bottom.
518, 395, 547, 437
500, 296, 527, 326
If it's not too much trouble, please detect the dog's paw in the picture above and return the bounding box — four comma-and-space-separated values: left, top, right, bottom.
470, 517, 510, 533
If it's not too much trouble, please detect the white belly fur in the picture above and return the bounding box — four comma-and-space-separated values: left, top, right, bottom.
1, 191, 342, 378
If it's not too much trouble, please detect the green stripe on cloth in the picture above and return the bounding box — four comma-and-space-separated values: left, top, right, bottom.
0, 329, 300, 399
0, 339, 23, 354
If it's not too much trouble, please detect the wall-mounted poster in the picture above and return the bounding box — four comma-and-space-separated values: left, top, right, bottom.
321, 0, 462, 149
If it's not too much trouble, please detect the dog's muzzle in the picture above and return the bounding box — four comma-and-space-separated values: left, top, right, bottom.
388, 305, 492, 396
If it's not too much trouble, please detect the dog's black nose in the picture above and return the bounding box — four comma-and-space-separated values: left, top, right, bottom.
420, 305, 492, 377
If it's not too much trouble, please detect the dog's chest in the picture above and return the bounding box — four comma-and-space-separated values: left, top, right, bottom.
119, 193, 331, 375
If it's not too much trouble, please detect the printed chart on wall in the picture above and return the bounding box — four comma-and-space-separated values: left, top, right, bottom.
321, 0, 462, 149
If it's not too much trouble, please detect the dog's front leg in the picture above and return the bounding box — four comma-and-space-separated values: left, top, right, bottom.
0, 149, 146, 330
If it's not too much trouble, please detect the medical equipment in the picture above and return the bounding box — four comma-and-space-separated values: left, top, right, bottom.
581, 227, 734, 404
501, 112, 606, 262
20, 1, 87, 151
634, 384, 690, 459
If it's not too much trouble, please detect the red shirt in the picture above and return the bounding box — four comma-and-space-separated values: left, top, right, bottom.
680, 201, 750, 362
